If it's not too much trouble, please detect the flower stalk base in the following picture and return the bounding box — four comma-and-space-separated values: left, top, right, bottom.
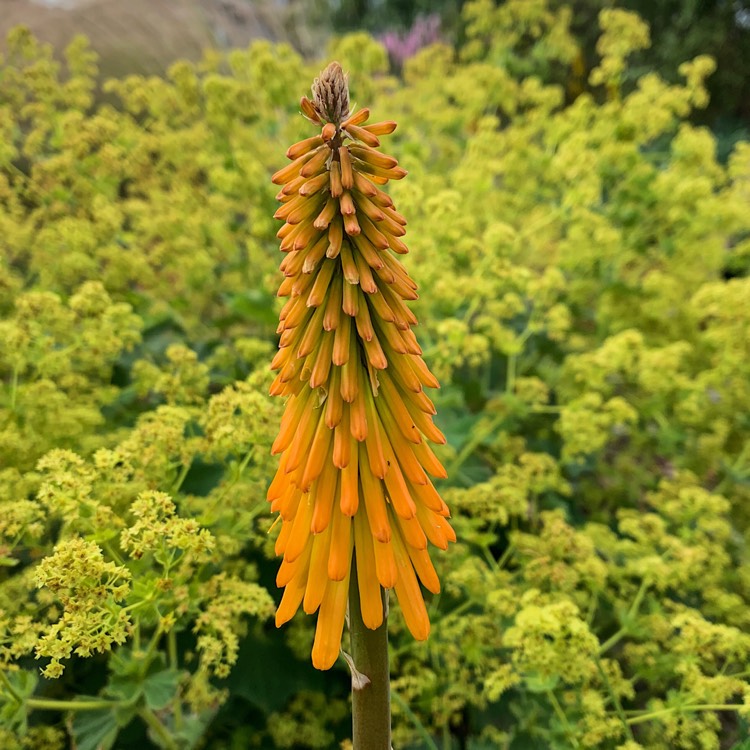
349, 560, 391, 750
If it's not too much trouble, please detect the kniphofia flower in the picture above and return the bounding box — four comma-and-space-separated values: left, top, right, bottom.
268, 62, 455, 670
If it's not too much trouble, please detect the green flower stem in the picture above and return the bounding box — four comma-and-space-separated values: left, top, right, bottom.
139, 706, 178, 749
392, 691, 438, 750
546, 690, 580, 749
25, 697, 118, 711
446, 410, 506, 477
171, 462, 191, 495
626, 704, 743, 726
496, 541, 516, 570
594, 655, 635, 742
9, 366, 19, 410
349, 561, 391, 750
168, 629, 183, 732
0, 669, 23, 702
202, 448, 254, 520
506, 353, 517, 394
598, 576, 650, 655
598, 627, 627, 657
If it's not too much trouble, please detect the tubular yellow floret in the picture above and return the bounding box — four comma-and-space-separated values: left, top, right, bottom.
268, 61, 454, 670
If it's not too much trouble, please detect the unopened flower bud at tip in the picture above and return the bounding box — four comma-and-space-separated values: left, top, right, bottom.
312, 61, 350, 126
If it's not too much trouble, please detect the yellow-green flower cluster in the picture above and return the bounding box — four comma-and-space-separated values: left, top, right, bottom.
33, 538, 132, 678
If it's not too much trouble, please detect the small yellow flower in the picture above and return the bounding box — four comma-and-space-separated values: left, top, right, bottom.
268, 62, 455, 670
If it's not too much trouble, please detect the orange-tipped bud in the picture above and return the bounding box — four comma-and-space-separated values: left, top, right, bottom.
342, 108, 370, 128
344, 123, 381, 148
287, 135, 324, 160
363, 120, 398, 136
300, 96, 321, 123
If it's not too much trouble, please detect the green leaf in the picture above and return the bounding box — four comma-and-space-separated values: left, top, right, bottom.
143, 669, 181, 710
0, 695, 27, 735
0, 669, 38, 733
105, 675, 142, 705
228, 633, 336, 713
524, 673, 559, 694
227, 290, 278, 327
72, 708, 119, 750
174, 713, 213, 749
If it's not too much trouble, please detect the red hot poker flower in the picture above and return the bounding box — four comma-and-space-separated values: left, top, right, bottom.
268, 61, 455, 671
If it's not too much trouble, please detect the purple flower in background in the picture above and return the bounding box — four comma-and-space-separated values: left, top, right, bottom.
379, 14, 442, 67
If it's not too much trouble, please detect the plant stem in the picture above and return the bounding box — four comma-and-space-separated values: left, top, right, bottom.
139, 706, 178, 749
168, 629, 183, 732
446, 410, 506, 477
594, 656, 635, 742
0, 669, 23, 702
349, 561, 391, 750
598, 576, 650, 655
626, 703, 743, 726
506, 353, 517, 394
9, 366, 19, 410
391, 691, 438, 750
171, 462, 191, 495
546, 690, 580, 749
26, 698, 118, 711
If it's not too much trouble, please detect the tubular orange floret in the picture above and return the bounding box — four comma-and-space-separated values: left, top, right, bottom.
272, 151, 317, 185
342, 108, 370, 128
349, 145, 399, 170
269, 61, 454, 671
300, 96, 321, 123
363, 120, 398, 136
287, 135, 325, 160
339, 146, 355, 189
344, 123, 381, 148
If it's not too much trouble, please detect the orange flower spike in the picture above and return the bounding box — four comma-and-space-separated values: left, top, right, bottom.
269, 61, 454, 671
311, 563, 352, 670
349, 145, 399, 170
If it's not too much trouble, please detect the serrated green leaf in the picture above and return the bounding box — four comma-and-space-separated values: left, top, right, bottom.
105, 674, 143, 704
174, 713, 213, 749
524, 673, 559, 694
0, 695, 27, 735
228, 290, 278, 326
143, 669, 181, 710
72, 708, 119, 750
